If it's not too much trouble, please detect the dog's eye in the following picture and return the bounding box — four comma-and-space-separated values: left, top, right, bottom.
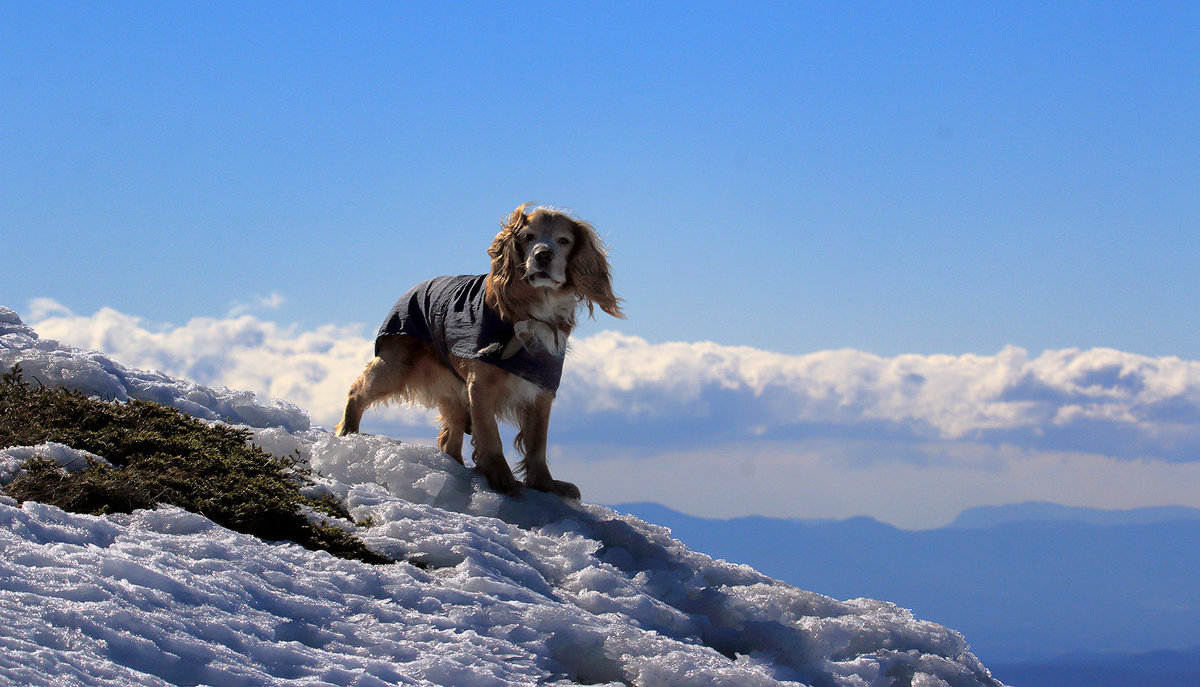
521, 233, 535, 243
557, 237, 572, 246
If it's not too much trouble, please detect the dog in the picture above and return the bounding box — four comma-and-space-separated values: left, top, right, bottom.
335, 204, 623, 499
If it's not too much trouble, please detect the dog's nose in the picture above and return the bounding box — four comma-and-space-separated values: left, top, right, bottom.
534, 249, 553, 266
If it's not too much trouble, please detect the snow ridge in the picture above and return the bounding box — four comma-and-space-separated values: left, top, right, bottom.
0, 306, 1002, 686
0, 306, 308, 432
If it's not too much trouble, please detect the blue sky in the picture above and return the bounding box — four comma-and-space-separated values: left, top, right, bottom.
4, 3, 1200, 526
5, 2, 1197, 356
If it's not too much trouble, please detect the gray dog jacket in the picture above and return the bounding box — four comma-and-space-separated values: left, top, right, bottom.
376, 274, 565, 393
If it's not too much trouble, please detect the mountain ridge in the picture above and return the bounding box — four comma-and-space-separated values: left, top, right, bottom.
613, 500, 1200, 532
949, 500, 1200, 529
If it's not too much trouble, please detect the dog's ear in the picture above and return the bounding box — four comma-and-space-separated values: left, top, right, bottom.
569, 219, 624, 319
486, 203, 535, 320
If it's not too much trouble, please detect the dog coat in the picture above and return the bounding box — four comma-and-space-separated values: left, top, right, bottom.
376, 274, 565, 393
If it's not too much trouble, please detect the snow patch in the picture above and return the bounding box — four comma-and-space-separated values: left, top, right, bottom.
0, 442, 110, 484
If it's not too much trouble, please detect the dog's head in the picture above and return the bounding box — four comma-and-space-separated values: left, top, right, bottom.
487, 203, 624, 322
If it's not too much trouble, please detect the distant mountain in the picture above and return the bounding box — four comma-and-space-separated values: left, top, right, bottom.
991, 646, 1200, 687
951, 501, 1200, 528
612, 501, 1200, 669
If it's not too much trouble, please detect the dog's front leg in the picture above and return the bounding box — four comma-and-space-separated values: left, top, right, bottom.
466, 370, 521, 495
518, 394, 580, 500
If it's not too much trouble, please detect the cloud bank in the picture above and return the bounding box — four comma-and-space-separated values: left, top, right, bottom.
562, 334, 1200, 461
25, 299, 437, 431
15, 300, 1200, 527
25, 299, 1200, 464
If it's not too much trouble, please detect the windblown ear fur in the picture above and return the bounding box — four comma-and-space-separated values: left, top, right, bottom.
486, 203, 537, 321
569, 220, 625, 319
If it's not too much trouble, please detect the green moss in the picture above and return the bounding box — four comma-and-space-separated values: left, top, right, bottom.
1, 365, 390, 565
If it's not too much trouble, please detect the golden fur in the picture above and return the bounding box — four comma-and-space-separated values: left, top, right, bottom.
335, 204, 623, 498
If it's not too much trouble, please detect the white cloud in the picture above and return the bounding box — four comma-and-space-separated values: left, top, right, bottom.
27, 297, 72, 321
227, 291, 287, 317
25, 299, 434, 430
561, 332, 1200, 460
17, 300, 1200, 527
25, 301, 1200, 461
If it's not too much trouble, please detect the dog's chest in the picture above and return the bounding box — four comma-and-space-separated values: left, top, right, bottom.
525, 294, 577, 356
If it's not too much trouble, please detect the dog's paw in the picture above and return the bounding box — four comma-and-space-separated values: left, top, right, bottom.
527, 478, 581, 501
475, 465, 523, 497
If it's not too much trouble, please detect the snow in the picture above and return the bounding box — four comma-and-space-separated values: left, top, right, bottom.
0, 306, 1003, 686
0, 442, 111, 484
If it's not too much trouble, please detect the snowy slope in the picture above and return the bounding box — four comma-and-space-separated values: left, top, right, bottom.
1, 306, 1002, 687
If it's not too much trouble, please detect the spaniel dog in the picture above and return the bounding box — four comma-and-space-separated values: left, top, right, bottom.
335, 204, 623, 499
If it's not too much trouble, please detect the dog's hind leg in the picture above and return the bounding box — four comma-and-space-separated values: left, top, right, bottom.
436, 400, 469, 465
335, 357, 389, 436
335, 336, 413, 436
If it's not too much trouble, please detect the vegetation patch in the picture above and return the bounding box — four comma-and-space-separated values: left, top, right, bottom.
1, 365, 389, 564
